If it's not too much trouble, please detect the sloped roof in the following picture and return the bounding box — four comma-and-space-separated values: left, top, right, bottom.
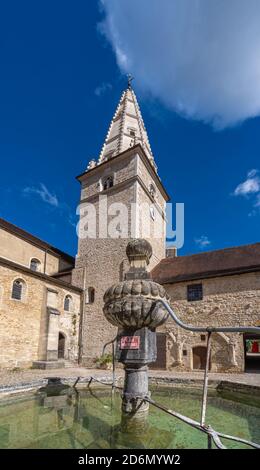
85, 85, 157, 173
0, 256, 81, 292
152, 243, 260, 284
98, 86, 155, 168
0, 217, 75, 265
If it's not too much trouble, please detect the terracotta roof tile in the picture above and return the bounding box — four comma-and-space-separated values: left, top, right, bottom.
152, 243, 260, 284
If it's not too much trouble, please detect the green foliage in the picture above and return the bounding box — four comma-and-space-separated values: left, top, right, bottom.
94, 353, 113, 366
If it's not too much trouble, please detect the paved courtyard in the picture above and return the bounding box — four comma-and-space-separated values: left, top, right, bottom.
0, 366, 259, 392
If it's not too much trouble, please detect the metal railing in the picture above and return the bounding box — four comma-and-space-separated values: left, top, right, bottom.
87, 299, 260, 449
157, 299, 260, 437
102, 336, 118, 389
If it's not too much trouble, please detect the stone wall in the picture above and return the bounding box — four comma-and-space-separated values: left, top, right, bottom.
158, 272, 260, 372
73, 148, 167, 364
0, 262, 81, 369
0, 228, 60, 275
80, 153, 136, 201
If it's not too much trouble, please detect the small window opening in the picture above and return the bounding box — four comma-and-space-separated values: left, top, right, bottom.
187, 284, 203, 302
12, 280, 24, 301
30, 258, 41, 272
64, 295, 72, 312
86, 287, 95, 304
103, 176, 114, 191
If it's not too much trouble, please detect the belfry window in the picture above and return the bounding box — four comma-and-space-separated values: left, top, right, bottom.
11, 279, 25, 301
30, 258, 41, 272
103, 176, 114, 191
64, 295, 72, 312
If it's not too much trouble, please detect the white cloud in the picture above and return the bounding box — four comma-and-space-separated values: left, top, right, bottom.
233, 170, 260, 197
247, 169, 258, 178
100, 0, 260, 129
233, 169, 260, 215
94, 82, 112, 96
194, 235, 211, 249
22, 183, 77, 226
23, 183, 59, 207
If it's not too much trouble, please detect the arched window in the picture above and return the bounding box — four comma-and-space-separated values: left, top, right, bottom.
103, 176, 114, 191
64, 295, 72, 312
11, 279, 25, 301
30, 258, 41, 272
86, 287, 95, 304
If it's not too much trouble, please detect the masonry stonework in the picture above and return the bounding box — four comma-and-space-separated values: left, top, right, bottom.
0, 263, 81, 368
156, 272, 260, 372
73, 148, 168, 365
1, 83, 259, 375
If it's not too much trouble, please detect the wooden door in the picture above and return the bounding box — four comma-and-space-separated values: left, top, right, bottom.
192, 346, 207, 370
150, 333, 167, 369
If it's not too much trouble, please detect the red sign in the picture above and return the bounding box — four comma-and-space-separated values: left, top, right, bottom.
120, 336, 140, 350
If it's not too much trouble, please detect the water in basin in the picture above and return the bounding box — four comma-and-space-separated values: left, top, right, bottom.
0, 385, 259, 449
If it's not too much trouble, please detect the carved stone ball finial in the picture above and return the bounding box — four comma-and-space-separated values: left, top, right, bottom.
103, 238, 169, 330
126, 239, 152, 268
103, 279, 170, 330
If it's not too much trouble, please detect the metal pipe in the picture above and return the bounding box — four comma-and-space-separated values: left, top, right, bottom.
73, 376, 81, 388
112, 341, 115, 390
200, 332, 212, 426
102, 336, 118, 356
146, 397, 259, 449
87, 376, 123, 390
145, 397, 226, 449
87, 376, 260, 449
155, 299, 260, 334
98, 299, 260, 449
102, 335, 118, 390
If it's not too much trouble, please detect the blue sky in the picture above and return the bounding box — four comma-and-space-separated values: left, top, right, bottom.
0, 0, 259, 257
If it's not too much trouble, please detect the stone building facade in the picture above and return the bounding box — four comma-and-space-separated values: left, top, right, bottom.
0, 218, 82, 369
0, 83, 259, 373
72, 85, 169, 365
152, 245, 260, 373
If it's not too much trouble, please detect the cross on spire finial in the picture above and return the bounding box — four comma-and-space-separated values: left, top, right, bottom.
127, 73, 134, 89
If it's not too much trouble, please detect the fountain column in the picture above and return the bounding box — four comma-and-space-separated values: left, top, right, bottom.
103, 239, 169, 431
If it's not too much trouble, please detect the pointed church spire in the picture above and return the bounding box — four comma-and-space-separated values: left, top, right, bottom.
96, 83, 157, 172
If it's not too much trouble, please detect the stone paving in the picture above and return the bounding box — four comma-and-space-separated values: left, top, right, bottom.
0, 366, 259, 391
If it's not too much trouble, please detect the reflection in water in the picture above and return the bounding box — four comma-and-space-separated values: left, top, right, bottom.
0, 385, 259, 449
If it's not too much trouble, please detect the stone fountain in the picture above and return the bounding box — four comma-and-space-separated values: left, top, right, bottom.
103, 239, 169, 431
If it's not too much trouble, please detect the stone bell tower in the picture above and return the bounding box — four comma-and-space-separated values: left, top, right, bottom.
72, 81, 170, 365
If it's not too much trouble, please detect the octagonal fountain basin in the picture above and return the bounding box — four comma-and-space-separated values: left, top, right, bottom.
0, 386, 259, 449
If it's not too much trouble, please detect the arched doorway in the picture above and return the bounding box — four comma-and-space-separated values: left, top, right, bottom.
192, 346, 209, 370
150, 333, 167, 369
58, 332, 66, 359
244, 334, 260, 372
